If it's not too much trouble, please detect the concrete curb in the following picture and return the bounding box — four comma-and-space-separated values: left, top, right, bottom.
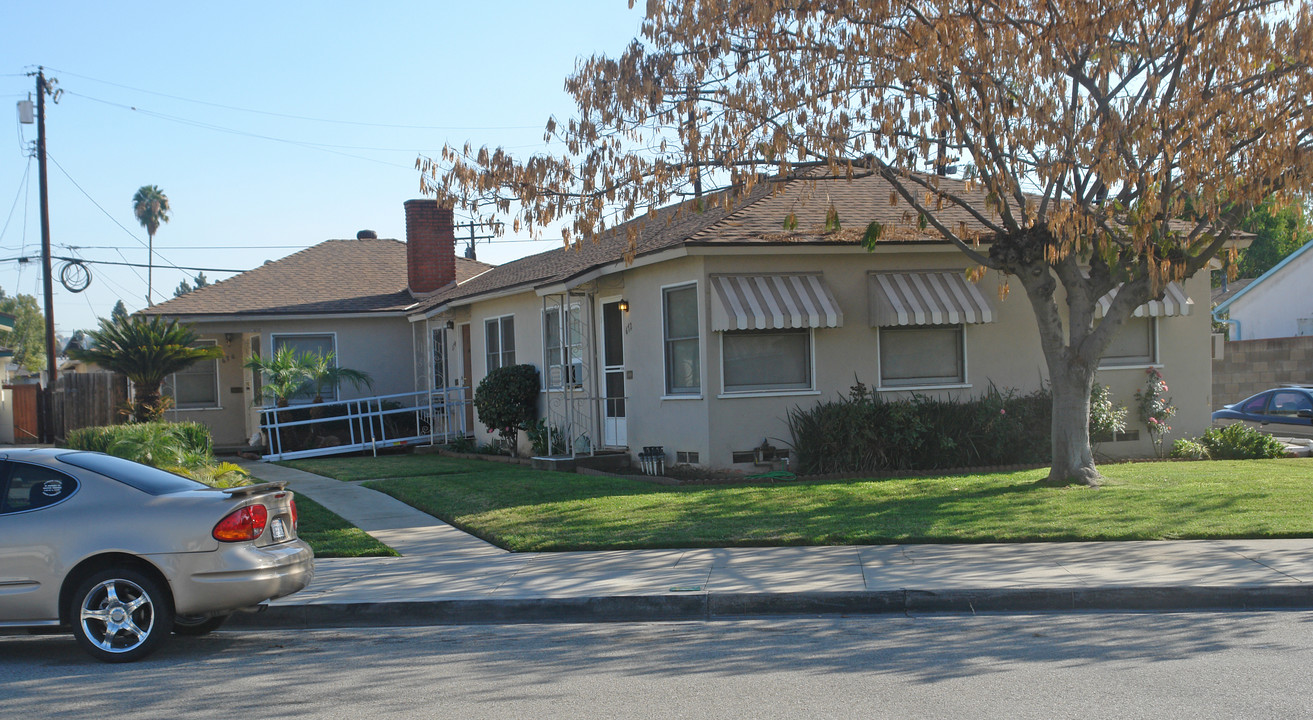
229, 585, 1313, 630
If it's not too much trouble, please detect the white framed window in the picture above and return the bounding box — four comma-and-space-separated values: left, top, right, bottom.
663, 283, 700, 395
722, 329, 812, 393
879, 325, 965, 388
1100, 317, 1158, 368
166, 339, 219, 409
485, 315, 516, 371
543, 305, 583, 389
272, 333, 336, 403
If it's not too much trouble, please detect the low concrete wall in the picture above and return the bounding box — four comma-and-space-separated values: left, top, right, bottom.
1213, 336, 1313, 409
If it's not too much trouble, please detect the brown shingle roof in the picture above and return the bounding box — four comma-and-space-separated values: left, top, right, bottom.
413, 171, 982, 315
139, 238, 492, 317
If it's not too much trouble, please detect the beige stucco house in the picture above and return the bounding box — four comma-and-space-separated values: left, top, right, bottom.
407, 172, 1216, 468
145, 173, 1219, 466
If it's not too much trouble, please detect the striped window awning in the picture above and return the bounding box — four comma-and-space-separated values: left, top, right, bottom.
869, 271, 996, 327
1094, 281, 1192, 318
709, 274, 844, 331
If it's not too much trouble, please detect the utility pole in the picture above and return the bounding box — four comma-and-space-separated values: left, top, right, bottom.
35, 68, 58, 442
454, 221, 497, 261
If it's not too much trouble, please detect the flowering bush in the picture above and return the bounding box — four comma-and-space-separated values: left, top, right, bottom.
1089, 380, 1128, 449
1134, 368, 1176, 457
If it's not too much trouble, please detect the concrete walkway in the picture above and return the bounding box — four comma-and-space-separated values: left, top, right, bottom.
232, 461, 1313, 629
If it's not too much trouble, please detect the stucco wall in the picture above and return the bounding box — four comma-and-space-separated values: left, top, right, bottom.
166, 316, 415, 447
453, 245, 1215, 468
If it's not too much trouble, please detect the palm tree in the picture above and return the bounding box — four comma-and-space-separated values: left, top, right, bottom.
132, 185, 170, 306
243, 347, 315, 408
69, 314, 223, 422
305, 351, 372, 403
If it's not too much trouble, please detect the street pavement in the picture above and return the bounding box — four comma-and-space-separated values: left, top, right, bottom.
231, 460, 1313, 629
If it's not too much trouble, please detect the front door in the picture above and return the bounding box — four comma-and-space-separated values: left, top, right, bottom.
460, 323, 474, 433
601, 300, 627, 447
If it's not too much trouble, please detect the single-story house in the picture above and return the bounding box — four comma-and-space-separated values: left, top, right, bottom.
147, 172, 1219, 466
406, 171, 1216, 467
1211, 240, 1313, 340
139, 212, 492, 449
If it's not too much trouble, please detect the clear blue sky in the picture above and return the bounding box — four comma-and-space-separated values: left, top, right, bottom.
1, 1, 646, 335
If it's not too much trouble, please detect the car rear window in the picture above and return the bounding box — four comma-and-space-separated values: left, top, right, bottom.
56, 452, 207, 495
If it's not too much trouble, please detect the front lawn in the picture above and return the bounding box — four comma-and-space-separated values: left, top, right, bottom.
294, 494, 399, 558
287, 454, 1313, 551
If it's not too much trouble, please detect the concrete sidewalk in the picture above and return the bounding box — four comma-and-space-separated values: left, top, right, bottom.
231, 461, 1313, 629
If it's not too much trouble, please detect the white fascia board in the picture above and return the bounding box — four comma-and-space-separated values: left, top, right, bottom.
534, 246, 691, 296
156, 311, 411, 324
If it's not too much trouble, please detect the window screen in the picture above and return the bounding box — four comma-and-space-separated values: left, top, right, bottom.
663, 285, 700, 394
723, 330, 811, 392
879, 325, 964, 387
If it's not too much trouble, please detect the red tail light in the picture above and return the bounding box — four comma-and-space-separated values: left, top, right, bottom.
290, 498, 298, 531
213, 504, 268, 542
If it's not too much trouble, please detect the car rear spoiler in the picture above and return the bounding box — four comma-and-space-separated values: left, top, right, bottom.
221, 481, 289, 498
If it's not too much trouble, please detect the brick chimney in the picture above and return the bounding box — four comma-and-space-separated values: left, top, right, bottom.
404, 199, 456, 294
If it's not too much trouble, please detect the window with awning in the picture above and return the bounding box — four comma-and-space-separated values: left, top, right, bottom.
1094, 281, 1192, 318
709, 274, 843, 331
868, 271, 996, 327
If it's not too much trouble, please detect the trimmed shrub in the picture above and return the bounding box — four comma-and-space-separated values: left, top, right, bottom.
1198, 423, 1288, 460
787, 381, 1052, 475
474, 364, 540, 453
65, 421, 212, 458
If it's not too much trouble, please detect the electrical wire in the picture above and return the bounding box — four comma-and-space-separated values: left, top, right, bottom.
44, 152, 187, 272
45, 67, 545, 131
0, 158, 33, 246
67, 93, 426, 171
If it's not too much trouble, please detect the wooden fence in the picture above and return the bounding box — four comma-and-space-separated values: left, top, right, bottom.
51, 372, 128, 442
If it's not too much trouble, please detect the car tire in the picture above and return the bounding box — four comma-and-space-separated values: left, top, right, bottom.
172, 613, 230, 636
69, 567, 173, 663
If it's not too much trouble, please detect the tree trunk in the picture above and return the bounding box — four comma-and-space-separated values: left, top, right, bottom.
134, 385, 163, 423
1042, 360, 1101, 487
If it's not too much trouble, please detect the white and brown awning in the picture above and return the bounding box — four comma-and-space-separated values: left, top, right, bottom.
869, 271, 996, 327
709, 274, 844, 331
1094, 281, 1193, 318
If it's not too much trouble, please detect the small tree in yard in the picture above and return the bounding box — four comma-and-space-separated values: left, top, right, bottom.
69, 315, 223, 422
421, 1, 1313, 486
473, 364, 540, 456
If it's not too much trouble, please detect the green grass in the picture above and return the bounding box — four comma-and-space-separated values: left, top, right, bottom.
292, 453, 1313, 552
293, 493, 399, 558
281, 453, 494, 482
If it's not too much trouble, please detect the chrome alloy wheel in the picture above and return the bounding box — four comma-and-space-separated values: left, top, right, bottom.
78, 578, 156, 654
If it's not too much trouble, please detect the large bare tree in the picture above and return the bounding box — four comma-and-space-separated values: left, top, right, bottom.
419, 0, 1313, 485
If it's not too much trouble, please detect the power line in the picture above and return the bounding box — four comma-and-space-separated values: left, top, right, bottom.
44, 67, 545, 131
0, 255, 245, 273
43, 152, 186, 272
0, 157, 32, 246
67, 92, 421, 170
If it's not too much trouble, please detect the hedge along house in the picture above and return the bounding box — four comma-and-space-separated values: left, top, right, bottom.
138, 201, 492, 450
408, 170, 1219, 469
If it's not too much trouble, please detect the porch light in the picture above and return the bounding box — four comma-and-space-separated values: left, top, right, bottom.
618, 299, 629, 313
445, 320, 455, 330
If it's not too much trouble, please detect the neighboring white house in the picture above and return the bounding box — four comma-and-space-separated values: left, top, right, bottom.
1211, 240, 1313, 341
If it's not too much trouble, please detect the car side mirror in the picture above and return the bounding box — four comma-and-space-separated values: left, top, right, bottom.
1299, 409, 1313, 419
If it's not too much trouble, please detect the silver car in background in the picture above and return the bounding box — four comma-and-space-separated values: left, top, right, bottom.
0, 448, 313, 662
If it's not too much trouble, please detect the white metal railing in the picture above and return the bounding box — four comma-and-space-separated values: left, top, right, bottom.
259, 386, 471, 461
